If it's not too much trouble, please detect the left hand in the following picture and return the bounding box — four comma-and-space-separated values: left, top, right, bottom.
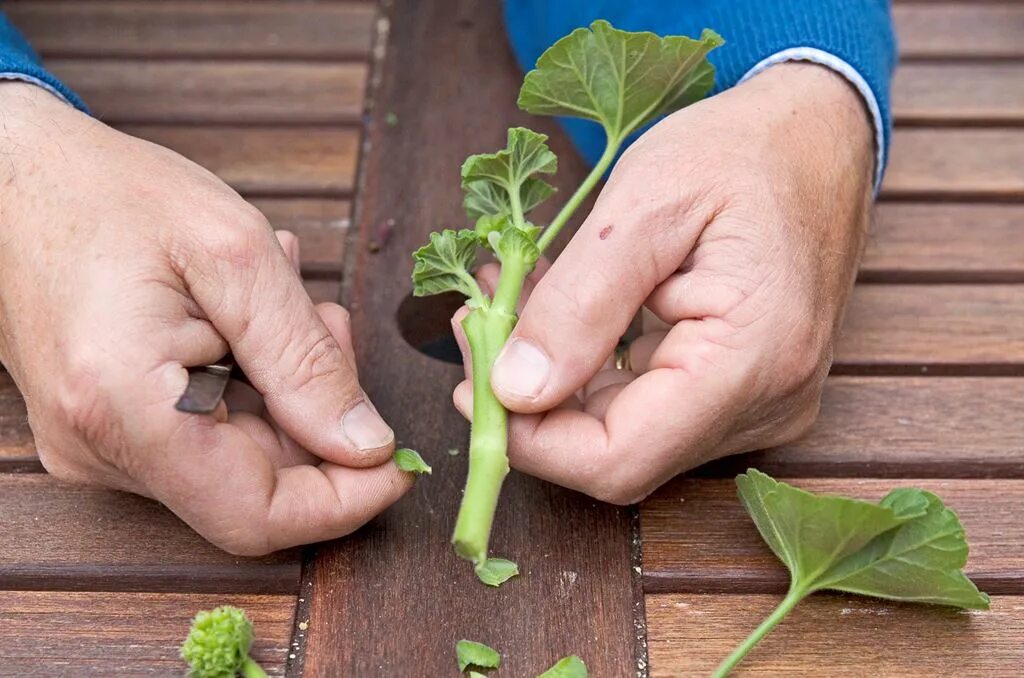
452, 63, 874, 503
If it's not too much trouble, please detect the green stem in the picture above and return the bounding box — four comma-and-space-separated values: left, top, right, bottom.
536, 136, 620, 253
712, 586, 807, 677
240, 656, 268, 678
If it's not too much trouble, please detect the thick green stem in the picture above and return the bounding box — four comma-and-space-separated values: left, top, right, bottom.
712, 586, 807, 677
241, 656, 268, 678
536, 137, 621, 253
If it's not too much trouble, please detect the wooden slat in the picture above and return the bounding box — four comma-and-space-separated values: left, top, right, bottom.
49, 60, 367, 124
864, 203, 1024, 281
0, 474, 300, 593
2, 0, 376, 59
883, 129, 1024, 199
301, 1, 640, 675
647, 594, 1024, 676
120, 126, 359, 196
0, 371, 33, 470
0, 591, 294, 677
895, 4, 1024, 60
641, 478, 1024, 593
836, 285, 1024, 369
250, 198, 350, 276
303, 279, 341, 305
893, 63, 1024, 125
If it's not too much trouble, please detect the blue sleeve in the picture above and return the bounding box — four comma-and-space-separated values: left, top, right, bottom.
0, 12, 87, 111
504, 0, 895, 189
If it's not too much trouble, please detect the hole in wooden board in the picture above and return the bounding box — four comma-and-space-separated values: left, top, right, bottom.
396, 291, 465, 364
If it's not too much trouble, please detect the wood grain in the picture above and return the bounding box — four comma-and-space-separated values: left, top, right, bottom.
864, 203, 1024, 281
2, 0, 376, 59
250, 198, 351, 276
0, 474, 300, 593
0, 371, 33, 470
50, 60, 368, 124
120, 126, 360, 196
641, 478, 1024, 594
895, 4, 1024, 60
836, 285, 1024, 370
647, 593, 1024, 676
893, 63, 1024, 124
0, 591, 295, 677
301, 1, 640, 675
883, 129, 1024, 199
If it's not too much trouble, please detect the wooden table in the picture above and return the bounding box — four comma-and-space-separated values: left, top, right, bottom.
0, 1, 1021, 675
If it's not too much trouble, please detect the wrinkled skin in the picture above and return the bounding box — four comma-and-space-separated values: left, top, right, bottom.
453, 63, 874, 504
0, 83, 411, 555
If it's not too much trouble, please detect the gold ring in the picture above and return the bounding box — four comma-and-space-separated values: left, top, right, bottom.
614, 342, 632, 371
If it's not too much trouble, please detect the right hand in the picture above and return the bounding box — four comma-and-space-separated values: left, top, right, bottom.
0, 82, 412, 555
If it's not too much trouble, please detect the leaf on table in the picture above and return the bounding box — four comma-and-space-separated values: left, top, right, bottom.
474, 557, 519, 587
461, 127, 556, 222
518, 20, 723, 142
411, 229, 481, 300
393, 448, 432, 475
456, 640, 501, 672
537, 655, 588, 678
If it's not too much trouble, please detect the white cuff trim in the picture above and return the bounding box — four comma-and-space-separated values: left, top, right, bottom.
738, 47, 885, 195
0, 72, 73, 107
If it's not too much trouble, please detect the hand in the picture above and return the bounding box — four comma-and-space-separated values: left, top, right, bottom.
453, 64, 874, 504
0, 83, 412, 554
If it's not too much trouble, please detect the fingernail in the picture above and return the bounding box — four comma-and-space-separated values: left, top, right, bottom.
342, 401, 394, 451
492, 338, 550, 399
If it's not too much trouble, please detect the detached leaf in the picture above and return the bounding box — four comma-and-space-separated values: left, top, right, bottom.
474, 558, 519, 587
411, 229, 481, 300
461, 127, 556, 222
393, 448, 431, 475
518, 20, 723, 141
456, 640, 501, 672
537, 655, 588, 678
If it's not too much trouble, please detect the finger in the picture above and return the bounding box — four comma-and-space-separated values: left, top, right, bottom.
583, 368, 635, 400
627, 331, 668, 374
451, 305, 472, 381
475, 260, 549, 312
489, 188, 702, 413
315, 302, 356, 373
452, 379, 582, 423
183, 219, 394, 467
583, 382, 629, 420
275, 229, 301, 273
230, 410, 317, 468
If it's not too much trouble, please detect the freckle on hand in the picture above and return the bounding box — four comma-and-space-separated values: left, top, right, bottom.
599, 225, 613, 240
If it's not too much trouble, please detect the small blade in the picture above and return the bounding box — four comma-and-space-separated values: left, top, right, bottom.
174, 358, 234, 414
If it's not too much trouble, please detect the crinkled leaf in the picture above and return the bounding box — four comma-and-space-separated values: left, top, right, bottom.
814, 489, 990, 608
461, 127, 556, 222
411, 229, 480, 299
474, 558, 519, 587
464, 177, 555, 221
456, 640, 501, 672
393, 448, 431, 475
537, 655, 588, 678
491, 225, 541, 266
518, 20, 723, 141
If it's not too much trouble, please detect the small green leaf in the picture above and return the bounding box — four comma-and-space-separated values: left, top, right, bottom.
492, 225, 541, 266
468, 673, 487, 678
464, 177, 555, 222
518, 20, 723, 142
411, 229, 482, 302
537, 655, 588, 678
461, 127, 556, 223
474, 558, 519, 587
456, 640, 501, 672
393, 448, 431, 475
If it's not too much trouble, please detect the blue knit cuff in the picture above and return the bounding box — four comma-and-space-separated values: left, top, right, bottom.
0, 13, 88, 111
503, 0, 895, 186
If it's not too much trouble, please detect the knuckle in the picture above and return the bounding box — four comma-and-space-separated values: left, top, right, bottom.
282, 327, 350, 395
205, 213, 271, 271
774, 323, 831, 395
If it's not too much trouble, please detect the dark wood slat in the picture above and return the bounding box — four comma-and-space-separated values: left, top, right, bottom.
647, 593, 1024, 676
641, 478, 1024, 594
0, 474, 300, 593
0, 591, 294, 677
119, 126, 360, 196
302, 279, 341, 305
301, 1, 640, 675
864, 203, 1024, 281
2, 0, 376, 59
250, 198, 350, 276
836, 285, 1024, 368
883, 129, 1024, 199
49, 60, 367, 124
895, 4, 1024, 60
0, 371, 33, 471
893, 63, 1024, 125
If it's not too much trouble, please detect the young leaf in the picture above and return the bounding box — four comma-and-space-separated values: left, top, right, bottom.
474, 557, 519, 587
461, 127, 556, 222
393, 448, 431, 475
455, 640, 501, 672
411, 229, 484, 304
518, 20, 723, 142
492, 225, 541, 266
537, 655, 588, 678
464, 176, 555, 222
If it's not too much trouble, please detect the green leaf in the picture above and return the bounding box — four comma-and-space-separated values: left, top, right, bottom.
456, 640, 501, 672
474, 558, 519, 587
393, 448, 431, 475
518, 20, 723, 142
461, 127, 556, 222
464, 177, 555, 222
468, 673, 487, 678
491, 225, 541, 266
411, 229, 482, 302
537, 655, 588, 678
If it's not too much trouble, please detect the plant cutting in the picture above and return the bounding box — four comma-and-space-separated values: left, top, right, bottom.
180, 605, 266, 678
411, 19, 723, 582
714, 470, 989, 676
